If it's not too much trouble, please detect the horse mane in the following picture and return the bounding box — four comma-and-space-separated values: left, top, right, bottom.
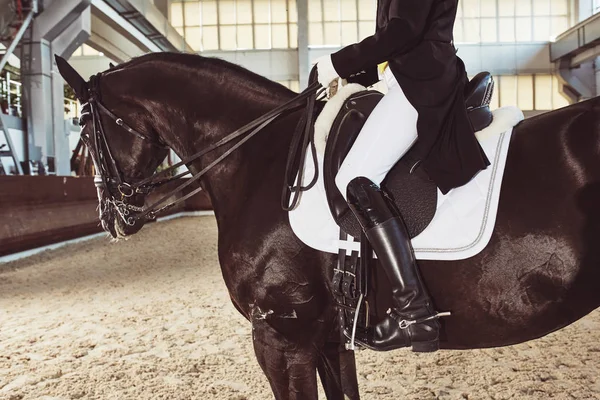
102, 52, 295, 98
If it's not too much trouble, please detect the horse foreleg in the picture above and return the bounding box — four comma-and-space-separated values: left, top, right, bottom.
317, 341, 360, 400
252, 319, 319, 400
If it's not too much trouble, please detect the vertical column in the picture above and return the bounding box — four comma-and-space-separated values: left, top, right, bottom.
21, 37, 53, 172
297, 0, 309, 89
20, 0, 91, 175
154, 0, 171, 19
595, 57, 600, 97
51, 9, 91, 175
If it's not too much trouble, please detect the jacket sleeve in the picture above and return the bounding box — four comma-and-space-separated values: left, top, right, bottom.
345, 67, 379, 87
331, 0, 434, 79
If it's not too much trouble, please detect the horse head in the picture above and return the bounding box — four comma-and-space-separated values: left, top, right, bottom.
56, 55, 170, 238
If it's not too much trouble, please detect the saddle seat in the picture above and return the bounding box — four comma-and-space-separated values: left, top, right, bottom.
322, 72, 495, 240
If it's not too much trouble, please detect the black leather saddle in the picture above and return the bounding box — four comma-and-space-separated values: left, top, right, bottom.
323, 72, 495, 239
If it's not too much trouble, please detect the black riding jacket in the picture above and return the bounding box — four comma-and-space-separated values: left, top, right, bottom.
331, 0, 489, 193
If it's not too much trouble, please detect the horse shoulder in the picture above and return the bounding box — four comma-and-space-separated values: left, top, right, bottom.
217, 223, 333, 332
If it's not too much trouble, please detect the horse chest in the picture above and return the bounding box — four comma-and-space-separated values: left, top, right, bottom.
219, 248, 328, 325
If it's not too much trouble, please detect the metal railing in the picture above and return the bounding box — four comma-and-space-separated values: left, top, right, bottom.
0, 71, 21, 117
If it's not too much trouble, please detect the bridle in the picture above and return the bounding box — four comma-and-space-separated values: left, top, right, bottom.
81, 70, 324, 227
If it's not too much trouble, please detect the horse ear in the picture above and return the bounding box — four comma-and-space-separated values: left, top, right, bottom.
109, 62, 115, 68
55, 55, 88, 102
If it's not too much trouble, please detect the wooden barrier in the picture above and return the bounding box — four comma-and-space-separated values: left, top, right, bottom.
0, 176, 212, 256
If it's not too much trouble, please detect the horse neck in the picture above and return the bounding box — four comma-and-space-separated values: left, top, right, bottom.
150, 62, 296, 228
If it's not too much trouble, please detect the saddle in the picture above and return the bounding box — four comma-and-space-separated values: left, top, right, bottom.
323, 71, 495, 239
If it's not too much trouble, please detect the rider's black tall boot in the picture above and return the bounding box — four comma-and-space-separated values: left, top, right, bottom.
346, 176, 442, 352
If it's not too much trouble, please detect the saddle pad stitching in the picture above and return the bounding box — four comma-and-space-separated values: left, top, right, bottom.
413, 129, 508, 253
483, 80, 494, 106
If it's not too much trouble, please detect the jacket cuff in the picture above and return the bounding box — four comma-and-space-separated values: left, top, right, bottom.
331, 49, 379, 87
345, 67, 380, 87
330, 48, 355, 78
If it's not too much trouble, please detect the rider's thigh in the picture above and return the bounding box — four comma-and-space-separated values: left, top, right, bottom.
335, 73, 418, 200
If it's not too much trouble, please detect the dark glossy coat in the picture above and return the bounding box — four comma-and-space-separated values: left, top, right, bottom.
331, 0, 489, 193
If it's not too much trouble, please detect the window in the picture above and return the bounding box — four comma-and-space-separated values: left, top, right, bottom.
455, 0, 571, 43
73, 44, 103, 56
171, 0, 298, 51
595, 0, 600, 15
277, 80, 300, 92
488, 74, 570, 111
308, 0, 376, 46
307, 0, 572, 46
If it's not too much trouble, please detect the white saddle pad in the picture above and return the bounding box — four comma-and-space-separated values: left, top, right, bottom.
288, 105, 524, 261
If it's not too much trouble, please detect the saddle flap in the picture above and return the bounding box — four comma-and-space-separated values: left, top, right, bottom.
323, 91, 383, 223
322, 90, 438, 239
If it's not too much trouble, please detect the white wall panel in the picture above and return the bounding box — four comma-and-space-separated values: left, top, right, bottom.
201, 49, 299, 81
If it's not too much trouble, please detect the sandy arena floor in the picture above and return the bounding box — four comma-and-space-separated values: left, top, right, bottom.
1, 216, 599, 400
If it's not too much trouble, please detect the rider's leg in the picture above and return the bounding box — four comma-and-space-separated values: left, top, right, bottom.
335, 68, 418, 198
346, 177, 440, 352
335, 69, 441, 352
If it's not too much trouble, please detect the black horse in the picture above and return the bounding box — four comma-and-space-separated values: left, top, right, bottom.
57, 52, 600, 400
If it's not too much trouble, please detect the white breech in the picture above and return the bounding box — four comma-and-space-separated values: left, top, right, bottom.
335, 68, 419, 200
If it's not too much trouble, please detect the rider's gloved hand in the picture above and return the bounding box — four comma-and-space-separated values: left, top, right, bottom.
315, 55, 339, 88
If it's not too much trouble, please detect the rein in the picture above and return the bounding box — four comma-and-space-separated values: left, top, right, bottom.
282, 67, 323, 211
83, 71, 324, 225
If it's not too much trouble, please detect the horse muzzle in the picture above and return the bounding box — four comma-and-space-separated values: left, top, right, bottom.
95, 176, 147, 238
